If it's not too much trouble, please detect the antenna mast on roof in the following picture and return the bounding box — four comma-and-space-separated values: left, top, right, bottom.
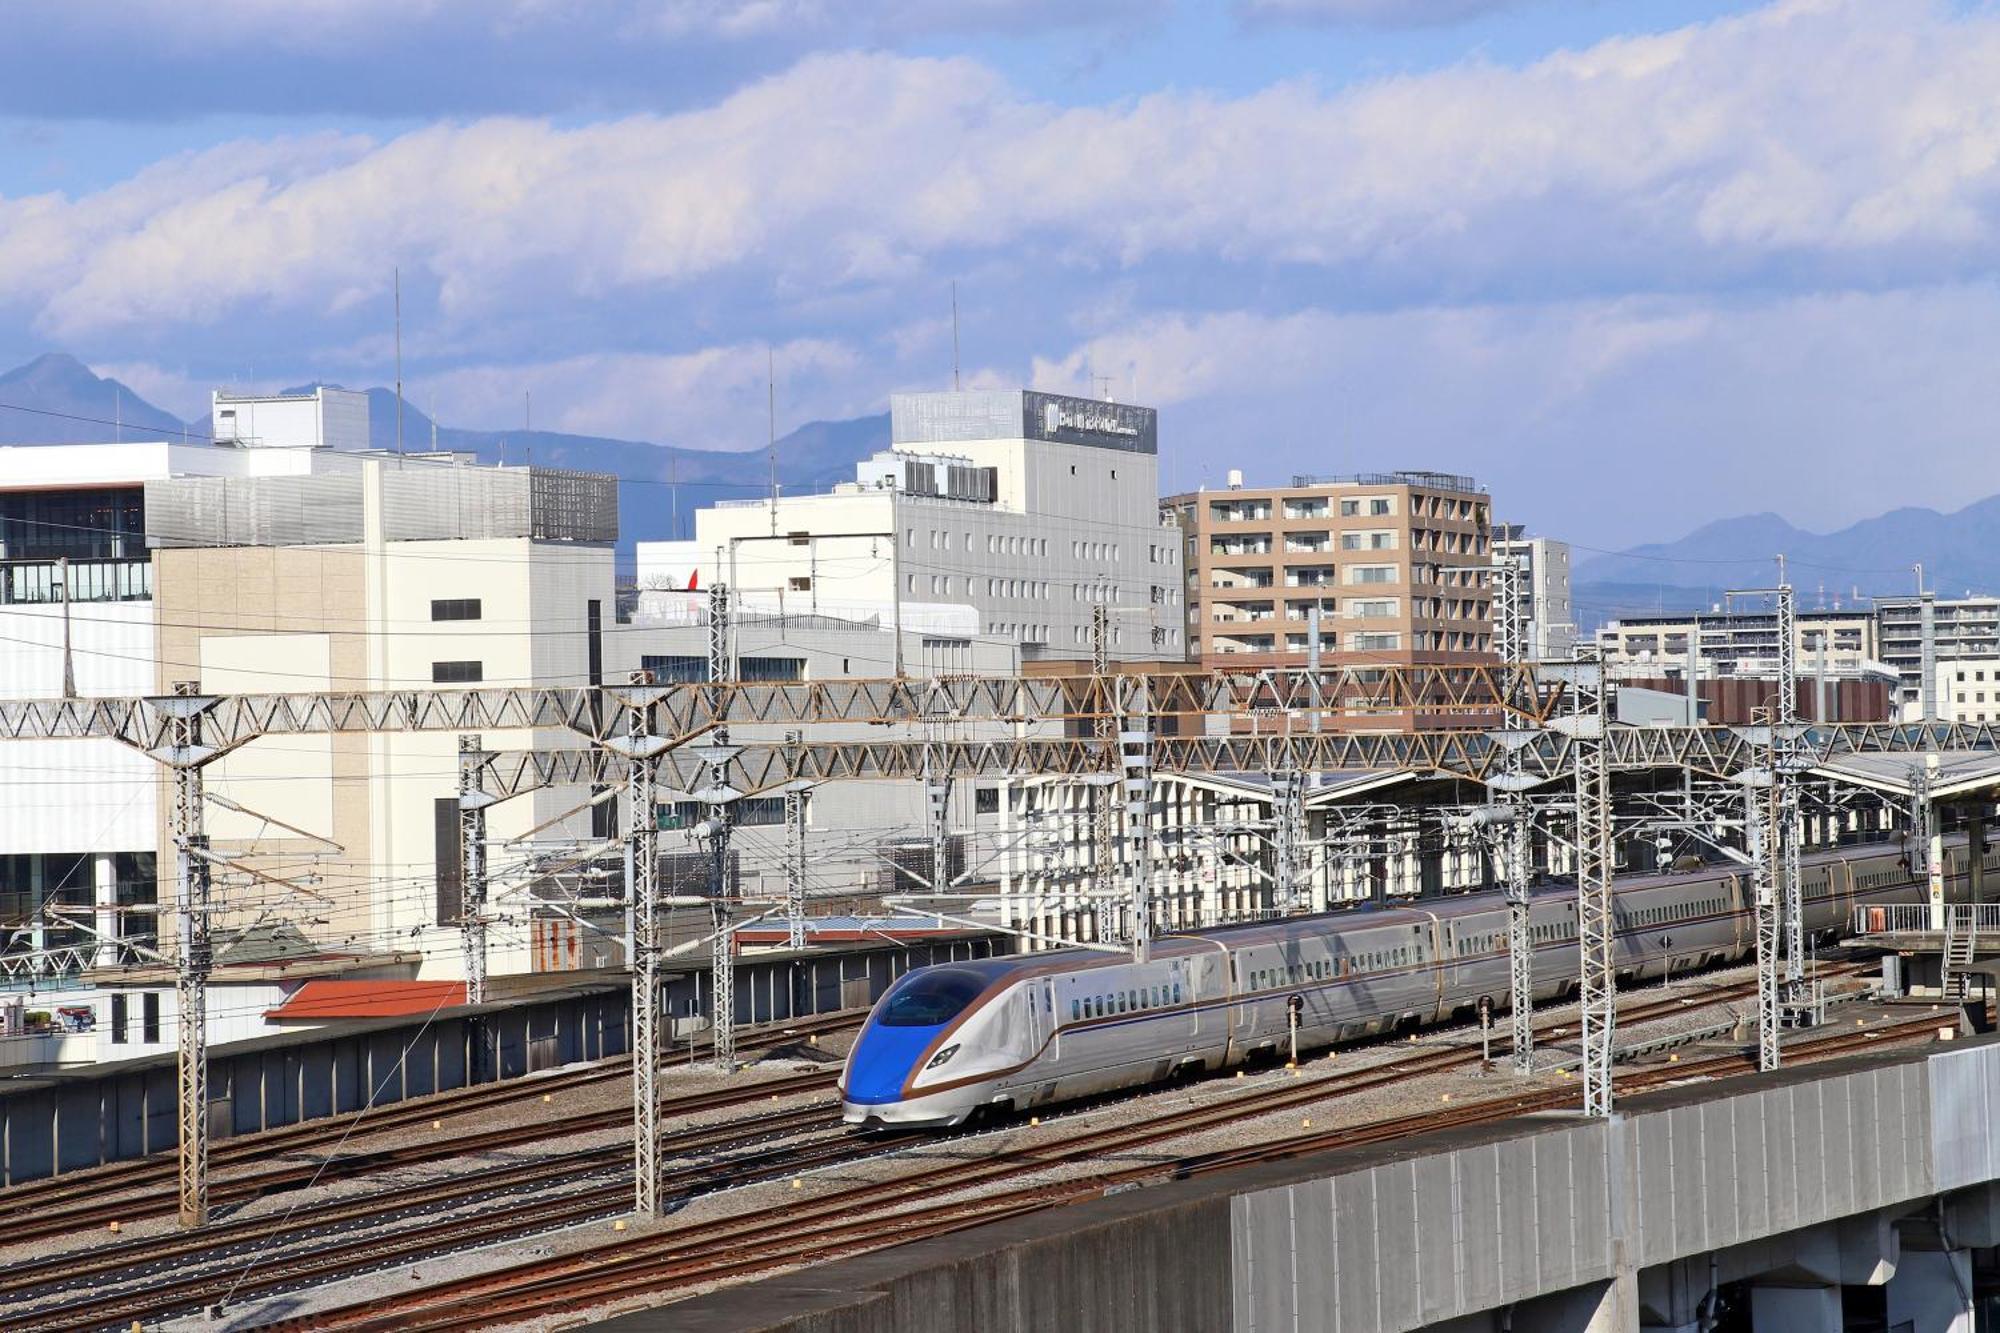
951, 280, 961, 391
393, 267, 405, 457
768, 345, 778, 537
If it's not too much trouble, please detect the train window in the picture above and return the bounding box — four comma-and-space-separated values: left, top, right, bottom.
1071, 1000, 1080, 1022
1173, 982, 1183, 1003
877, 968, 990, 1027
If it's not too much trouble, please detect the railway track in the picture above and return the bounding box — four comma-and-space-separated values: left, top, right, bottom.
0, 1010, 858, 1224
243, 1009, 1946, 1333
7, 965, 1875, 1331
5, 1101, 929, 1333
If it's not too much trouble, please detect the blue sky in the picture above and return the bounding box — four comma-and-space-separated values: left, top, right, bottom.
0, 0, 1996, 549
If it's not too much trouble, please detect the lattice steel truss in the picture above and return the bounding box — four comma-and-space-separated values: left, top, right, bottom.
1553, 654, 1615, 1117
607, 676, 671, 1217
162, 682, 217, 1228
1120, 674, 1155, 961
458, 735, 495, 1007
1744, 735, 1783, 1072
1269, 768, 1308, 914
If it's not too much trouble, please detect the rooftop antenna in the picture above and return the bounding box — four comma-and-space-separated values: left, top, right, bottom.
1093, 373, 1113, 401
430, 393, 438, 454
951, 280, 961, 391
393, 267, 405, 457
768, 345, 779, 537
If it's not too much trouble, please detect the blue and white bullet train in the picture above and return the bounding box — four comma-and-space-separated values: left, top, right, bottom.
841, 836, 1991, 1127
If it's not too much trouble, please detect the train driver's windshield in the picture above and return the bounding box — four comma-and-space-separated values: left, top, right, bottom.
877, 968, 989, 1027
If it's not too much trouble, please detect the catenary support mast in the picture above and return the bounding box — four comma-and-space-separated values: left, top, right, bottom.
610, 672, 671, 1217
161, 682, 220, 1228
1562, 652, 1615, 1116
458, 734, 494, 1006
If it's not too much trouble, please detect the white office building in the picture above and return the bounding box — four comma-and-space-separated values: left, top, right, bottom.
640, 389, 1183, 661
1492, 525, 1575, 661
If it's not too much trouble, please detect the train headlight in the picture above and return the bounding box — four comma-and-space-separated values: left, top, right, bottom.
924, 1043, 961, 1071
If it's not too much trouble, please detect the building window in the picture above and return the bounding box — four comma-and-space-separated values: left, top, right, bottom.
789, 576, 811, 592
110, 993, 128, 1044
637, 654, 803, 683
430, 599, 482, 621
142, 992, 160, 1043
975, 787, 1000, 815
432, 660, 484, 684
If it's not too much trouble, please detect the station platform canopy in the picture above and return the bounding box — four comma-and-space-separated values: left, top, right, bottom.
1162, 767, 1474, 807
1810, 750, 2000, 804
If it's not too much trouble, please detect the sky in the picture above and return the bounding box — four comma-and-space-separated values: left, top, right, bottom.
1, 0, 1997, 550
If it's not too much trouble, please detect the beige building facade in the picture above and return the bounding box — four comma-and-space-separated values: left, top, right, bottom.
150, 459, 618, 983
1163, 471, 1493, 670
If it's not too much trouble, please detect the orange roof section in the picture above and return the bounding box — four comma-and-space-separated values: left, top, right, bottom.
265, 979, 467, 1021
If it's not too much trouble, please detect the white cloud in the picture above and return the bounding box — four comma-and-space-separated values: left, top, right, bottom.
1034, 284, 2000, 548
6, 1, 2000, 346
422, 338, 862, 448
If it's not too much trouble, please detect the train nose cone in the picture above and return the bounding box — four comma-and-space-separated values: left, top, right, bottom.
843, 1022, 947, 1105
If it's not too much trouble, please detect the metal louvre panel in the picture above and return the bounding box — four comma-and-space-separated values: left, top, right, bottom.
146, 466, 613, 548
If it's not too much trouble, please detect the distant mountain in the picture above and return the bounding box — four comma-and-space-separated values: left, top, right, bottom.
0, 354, 891, 553
1574, 502, 2000, 628
0, 353, 188, 443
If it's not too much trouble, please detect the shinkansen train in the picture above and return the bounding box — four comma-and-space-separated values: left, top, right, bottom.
840, 834, 1994, 1128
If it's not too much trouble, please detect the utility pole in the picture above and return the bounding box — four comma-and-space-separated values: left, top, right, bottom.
1090, 605, 1118, 942
699, 739, 738, 1073
1555, 651, 1614, 1116
1269, 768, 1306, 914
698, 583, 741, 1073
1917, 563, 1937, 722
1464, 547, 1537, 1073
458, 735, 494, 1008
58, 556, 75, 699
161, 682, 219, 1227
924, 733, 952, 899
1744, 718, 1783, 1071
608, 671, 670, 1218
1120, 673, 1154, 962
783, 733, 810, 952
1772, 582, 1807, 1005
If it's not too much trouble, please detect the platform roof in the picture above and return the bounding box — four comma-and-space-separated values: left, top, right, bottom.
1810, 750, 2000, 803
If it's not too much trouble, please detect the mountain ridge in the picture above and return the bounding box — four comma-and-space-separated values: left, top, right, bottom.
0, 354, 891, 549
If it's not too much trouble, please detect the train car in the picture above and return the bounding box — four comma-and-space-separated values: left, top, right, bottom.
839, 834, 1984, 1129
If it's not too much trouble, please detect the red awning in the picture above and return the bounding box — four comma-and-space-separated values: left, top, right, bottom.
265, 979, 466, 1021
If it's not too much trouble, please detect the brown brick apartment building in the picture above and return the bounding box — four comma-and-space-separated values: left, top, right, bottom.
1163, 471, 1494, 671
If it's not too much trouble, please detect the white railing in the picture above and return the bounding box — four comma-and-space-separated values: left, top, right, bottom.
1851, 903, 2000, 934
